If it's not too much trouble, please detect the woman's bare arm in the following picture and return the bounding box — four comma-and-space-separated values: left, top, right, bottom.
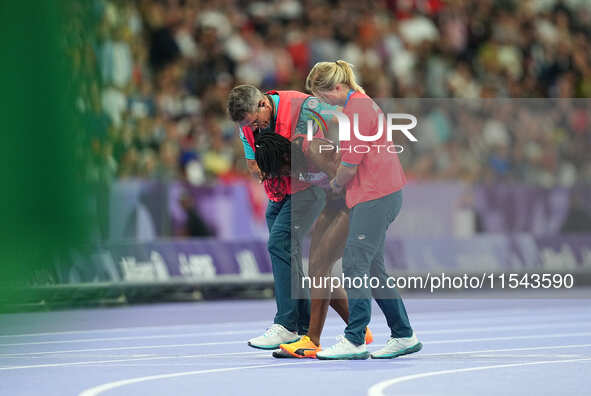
307, 138, 341, 178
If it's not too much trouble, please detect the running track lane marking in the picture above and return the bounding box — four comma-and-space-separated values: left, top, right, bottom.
77, 361, 324, 396
3, 321, 591, 347
1, 307, 588, 338
2, 343, 591, 371
3, 331, 591, 357
367, 358, 591, 396
0, 351, 270, 370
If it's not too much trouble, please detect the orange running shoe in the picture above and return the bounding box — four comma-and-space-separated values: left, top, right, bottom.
279, 335, 321, 358
365, 327, 374, 345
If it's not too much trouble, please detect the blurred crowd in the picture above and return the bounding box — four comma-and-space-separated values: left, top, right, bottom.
74, 0, 591, 188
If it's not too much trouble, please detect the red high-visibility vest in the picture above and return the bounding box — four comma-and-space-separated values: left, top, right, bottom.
242, 90, 315, 201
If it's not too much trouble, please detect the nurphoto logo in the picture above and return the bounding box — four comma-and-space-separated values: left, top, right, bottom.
307, 109, 418, 153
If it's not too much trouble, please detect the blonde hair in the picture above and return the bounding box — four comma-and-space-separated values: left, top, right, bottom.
305, 60, 366, 95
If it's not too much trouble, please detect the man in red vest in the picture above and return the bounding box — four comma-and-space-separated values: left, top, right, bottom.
227, 85, 329, 351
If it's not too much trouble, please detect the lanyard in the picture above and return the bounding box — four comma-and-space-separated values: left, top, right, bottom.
343, 89, 355, 108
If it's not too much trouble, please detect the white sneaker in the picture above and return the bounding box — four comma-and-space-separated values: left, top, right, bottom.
247, 324, 299, 350
370, 332, 422, 359
316, 336, 369, 360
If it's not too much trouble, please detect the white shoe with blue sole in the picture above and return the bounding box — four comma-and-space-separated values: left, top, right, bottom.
370, 332, 422, 359
247, 324, 299, 350
316, 336, 370, 360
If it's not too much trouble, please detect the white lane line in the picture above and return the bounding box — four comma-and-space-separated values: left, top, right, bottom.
416, 322, 591, 336
2, 331, 591, 358
0, 331, 255, 347
77, 361, 324, 396
0, 323, 343, 347
403, 343, 591, 358
367, 358, 591, 396
4, 321, 590, 347
2, 307, 588, 339
0, 321, 271, 339
469, 354, 581, 358
0, 351, 270, 370
0, 341, 244, 357
425, 332, 591, 345
3, 343, 591, 371
368, 322, 591, 340
0, 351, 270, 371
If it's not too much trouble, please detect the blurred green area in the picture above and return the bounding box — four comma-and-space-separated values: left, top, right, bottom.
0, 1, 98, 310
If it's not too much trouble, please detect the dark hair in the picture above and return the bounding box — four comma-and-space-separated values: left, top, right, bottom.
254, 133, 307, 181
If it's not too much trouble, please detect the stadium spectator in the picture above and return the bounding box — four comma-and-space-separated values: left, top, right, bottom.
72, 0, 590, 191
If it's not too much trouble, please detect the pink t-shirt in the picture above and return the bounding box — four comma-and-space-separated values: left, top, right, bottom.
340, 91, 407, 208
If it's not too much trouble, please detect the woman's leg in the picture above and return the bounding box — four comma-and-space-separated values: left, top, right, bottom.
307, 206, 350, 345
291, 186, 326, 334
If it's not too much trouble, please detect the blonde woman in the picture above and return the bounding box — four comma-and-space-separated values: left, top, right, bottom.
304, 60, 421, 360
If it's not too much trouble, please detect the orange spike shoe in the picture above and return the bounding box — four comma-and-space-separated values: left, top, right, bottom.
279, 335, 321, 358
365, 327, 374, 345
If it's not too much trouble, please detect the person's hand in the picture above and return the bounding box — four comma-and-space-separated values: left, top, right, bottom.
329, 178, 343, 194
325, 187, 344, 201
